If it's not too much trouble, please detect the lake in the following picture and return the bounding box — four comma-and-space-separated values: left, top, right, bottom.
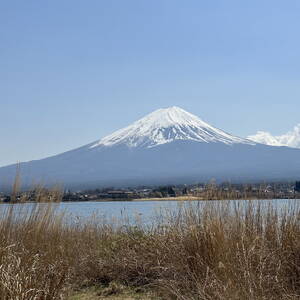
1, 199, 299, 225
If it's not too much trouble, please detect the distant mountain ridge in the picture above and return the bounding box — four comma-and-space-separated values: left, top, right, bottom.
248, 124, 300, 148
1, 107, 300, 190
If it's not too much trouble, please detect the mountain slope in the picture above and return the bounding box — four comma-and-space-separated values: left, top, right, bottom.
91, 107, 254, 148
1, 107, 300, 190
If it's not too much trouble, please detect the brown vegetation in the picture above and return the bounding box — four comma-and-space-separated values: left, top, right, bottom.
0, 190, 299, 299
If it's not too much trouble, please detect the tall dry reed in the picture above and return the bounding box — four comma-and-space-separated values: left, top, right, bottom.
0, 195, 299, 299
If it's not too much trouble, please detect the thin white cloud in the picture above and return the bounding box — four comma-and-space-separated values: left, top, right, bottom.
248, 124, 300, 148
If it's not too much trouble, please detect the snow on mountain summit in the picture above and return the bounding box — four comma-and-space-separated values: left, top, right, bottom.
248, 124, 300, 148
90, 106, 254, 149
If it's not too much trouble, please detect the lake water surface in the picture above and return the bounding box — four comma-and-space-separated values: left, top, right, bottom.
1, 199, 299, 225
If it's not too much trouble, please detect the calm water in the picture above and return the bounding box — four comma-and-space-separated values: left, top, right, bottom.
1, 199, 299, 225
59, 199, 300, 218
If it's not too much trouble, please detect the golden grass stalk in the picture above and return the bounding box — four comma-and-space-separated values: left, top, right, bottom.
0, 192, 299, 299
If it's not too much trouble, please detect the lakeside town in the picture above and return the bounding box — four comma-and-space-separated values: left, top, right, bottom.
1, 181, 300, 203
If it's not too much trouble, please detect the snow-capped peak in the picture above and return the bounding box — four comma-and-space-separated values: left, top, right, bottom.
90, 106, 255, 149
248, 124, 300, 148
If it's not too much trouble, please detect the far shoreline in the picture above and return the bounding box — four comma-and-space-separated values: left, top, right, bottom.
1, 196, 300, 205
78, 196, 300, 203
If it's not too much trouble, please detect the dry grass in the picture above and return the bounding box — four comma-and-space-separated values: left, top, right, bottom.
0, 189, 299, 299
68, 283, 156, 300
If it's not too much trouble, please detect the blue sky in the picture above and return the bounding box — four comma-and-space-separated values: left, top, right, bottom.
1, 0, 300, 166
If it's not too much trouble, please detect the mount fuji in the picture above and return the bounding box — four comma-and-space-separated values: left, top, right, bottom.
90, 106, 254, 149
1, 106, 300, 189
